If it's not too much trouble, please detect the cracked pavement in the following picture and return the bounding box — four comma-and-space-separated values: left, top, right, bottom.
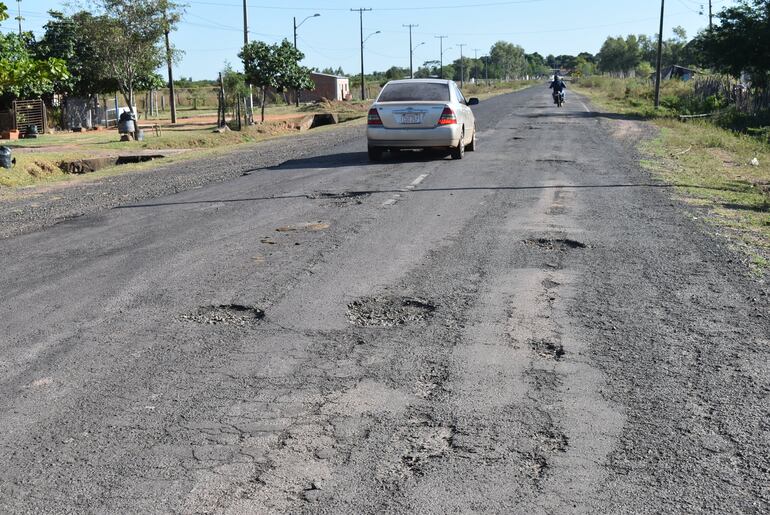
1, 87, 768, 513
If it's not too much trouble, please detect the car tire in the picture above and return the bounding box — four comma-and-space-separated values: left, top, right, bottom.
466, 128, 476, 152
451, 129, 465, 160
368, 146, 383, 161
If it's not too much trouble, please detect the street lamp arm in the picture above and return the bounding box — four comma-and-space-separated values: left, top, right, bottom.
363, 30, 381, 46
296, 13, 320, 30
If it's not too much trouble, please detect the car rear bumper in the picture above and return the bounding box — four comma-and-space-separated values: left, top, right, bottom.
366, 125, 461, 149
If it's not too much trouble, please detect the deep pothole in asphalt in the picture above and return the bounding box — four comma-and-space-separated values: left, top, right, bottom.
181, 304, 265, 326
529, 339, 565, 360
308, 191, 370, 200
524, 237, 587, 251
346, 296, 436, 327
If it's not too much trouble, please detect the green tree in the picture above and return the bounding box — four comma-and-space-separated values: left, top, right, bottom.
37, 11, 116, 99
696, 0, 770, 87
81, 0, 174, 111
597, 35, 640, 76
240, 39, 312, 122
489, 41, 526, 80
0, 5, 69, 100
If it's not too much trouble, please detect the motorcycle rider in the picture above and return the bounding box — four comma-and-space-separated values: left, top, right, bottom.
549, 73, 566, 104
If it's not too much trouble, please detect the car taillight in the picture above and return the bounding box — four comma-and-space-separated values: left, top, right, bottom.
438, 107, 457, 125
368, 108, 382, 126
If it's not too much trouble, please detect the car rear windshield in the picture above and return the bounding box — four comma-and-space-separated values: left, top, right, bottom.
378, 82, 450, 102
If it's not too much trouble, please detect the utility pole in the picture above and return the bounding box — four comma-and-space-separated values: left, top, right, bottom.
435, 35, 448, 79
404, 24, 418, 79
458, 43, 466, 87
708, 0, 713, 30
473, 48, 481, 82
243, 0, 254, 123
654, 0, 665, 108
15, 0, 23, 36
352, 8, 373, 100
164, 21, 177, 124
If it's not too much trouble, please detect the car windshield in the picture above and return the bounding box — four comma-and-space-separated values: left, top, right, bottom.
378, 83, 450, 102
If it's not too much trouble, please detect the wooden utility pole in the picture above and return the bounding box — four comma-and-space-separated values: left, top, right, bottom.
15, 0, 23, 36
243, 0, 254, 122
218, 72, 226, 128
404, 24, 418, 79
164, 23, 177, 124
351, 8, 373, 100
436, 35, 448, 79
458, 43, 466, 87
654, 0, 665, 109
709, 0, 713, 30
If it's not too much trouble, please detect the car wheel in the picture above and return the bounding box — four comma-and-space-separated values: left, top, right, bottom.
368, 146, 383, 161
451, 129, 465, 160
466, 127, 476, 152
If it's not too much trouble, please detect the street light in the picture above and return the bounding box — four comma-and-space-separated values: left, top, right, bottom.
360, 30, 381, 100
292, 13, 320, 106
293, 13, 320, 49
411, 42, 425, 78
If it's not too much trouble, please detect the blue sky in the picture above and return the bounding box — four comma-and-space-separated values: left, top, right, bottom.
2, 0, 736, 80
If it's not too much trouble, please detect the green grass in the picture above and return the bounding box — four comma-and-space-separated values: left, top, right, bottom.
573, 77, 770, 276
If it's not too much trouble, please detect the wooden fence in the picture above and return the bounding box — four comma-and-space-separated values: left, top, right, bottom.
691, 75, 769, 114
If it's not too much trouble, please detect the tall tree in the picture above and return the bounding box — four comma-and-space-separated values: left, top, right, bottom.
84, 0, 170, 111
240, 39, 312, 122
489, 41, 526, 80
695, 0, 770, 88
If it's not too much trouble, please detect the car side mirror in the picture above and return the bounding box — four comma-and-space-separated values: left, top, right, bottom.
467, 97, 479, 106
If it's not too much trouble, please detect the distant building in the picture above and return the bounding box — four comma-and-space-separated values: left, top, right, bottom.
299, 72, 351, 102
660, 65, 699, 81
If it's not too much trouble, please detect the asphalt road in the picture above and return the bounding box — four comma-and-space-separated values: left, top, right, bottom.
1, 87, 768, 514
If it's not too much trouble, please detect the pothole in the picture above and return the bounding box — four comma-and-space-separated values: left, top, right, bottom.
524, 238, 587, 251
529, 339, 565, 360
521, 452, 548, 481
308, 191, 370, 200
534, 429, 569, 453
542, 278, 561, 289
181, 304, 265, 326
397, 421, 454, 477
276, 221, 330, 232
346, 296, 436, 327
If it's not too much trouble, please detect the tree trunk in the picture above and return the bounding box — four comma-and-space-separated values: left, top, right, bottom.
261, 86, 267, 122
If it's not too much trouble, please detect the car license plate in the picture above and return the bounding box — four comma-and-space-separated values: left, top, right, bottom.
400, 113, 421, 124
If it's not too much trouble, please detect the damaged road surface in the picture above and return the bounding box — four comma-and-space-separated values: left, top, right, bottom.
1, 87, 769, 514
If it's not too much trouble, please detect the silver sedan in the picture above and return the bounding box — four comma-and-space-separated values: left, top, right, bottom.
366, 79, 479, 161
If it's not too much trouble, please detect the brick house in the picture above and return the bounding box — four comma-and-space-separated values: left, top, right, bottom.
299, 72, 351, 102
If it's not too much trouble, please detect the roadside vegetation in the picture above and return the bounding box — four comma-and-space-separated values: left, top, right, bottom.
572, 76, 770, 276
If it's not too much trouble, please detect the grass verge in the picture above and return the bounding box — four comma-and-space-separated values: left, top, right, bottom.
573, 78, 770, 277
